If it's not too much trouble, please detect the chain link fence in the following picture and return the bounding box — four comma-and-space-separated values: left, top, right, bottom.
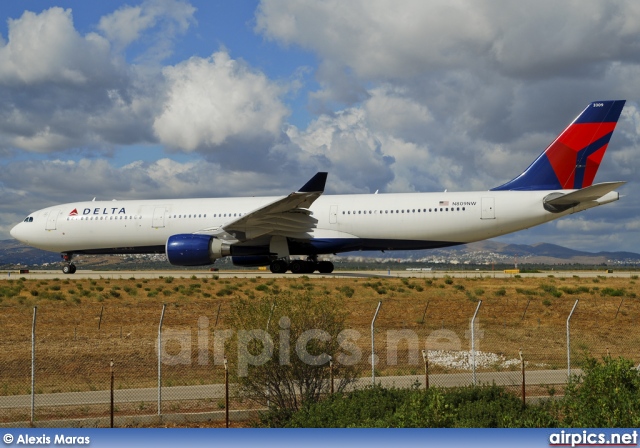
1, 290, 639, 426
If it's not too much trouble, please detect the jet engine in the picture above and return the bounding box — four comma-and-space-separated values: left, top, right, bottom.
165, 234, 231, 266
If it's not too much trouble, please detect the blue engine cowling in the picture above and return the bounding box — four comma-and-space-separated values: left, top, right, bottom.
165, 234, 230, 266
232, 255, 274, 267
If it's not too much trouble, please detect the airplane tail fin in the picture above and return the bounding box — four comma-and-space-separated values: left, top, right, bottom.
491, 100, 625, 191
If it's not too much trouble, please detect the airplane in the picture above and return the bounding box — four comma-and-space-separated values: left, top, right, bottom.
10, 100, 627, 274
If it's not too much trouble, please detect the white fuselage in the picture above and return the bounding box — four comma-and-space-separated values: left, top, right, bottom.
9, 189, 616, 256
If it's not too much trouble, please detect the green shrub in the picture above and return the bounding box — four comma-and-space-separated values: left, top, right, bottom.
338, 286, 355, 298
272, 384, 557, 428
600, 287, 625, 297
560, 356, 640, 427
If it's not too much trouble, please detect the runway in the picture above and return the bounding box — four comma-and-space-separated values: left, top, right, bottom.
0, 268, 633, 280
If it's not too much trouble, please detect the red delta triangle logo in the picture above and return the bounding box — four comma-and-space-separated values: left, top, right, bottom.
69, 208, 78, 216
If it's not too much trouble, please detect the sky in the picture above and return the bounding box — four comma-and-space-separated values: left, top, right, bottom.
1, 0, 639, 253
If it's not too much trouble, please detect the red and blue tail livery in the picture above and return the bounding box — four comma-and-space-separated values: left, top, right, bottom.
492, 100, 625, 191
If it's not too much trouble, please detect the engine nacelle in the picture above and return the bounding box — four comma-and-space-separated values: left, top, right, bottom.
166, 234, 231, 266
231, 255, 274, 267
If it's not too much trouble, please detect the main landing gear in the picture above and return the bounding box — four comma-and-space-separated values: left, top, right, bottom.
61, 253, 77, 274
269, 256, 334, 274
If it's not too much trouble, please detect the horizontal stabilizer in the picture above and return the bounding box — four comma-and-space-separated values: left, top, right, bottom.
544, 181, 625, 212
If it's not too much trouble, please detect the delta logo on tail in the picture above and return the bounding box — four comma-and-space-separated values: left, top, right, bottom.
69, 209, 78, 216
492, 100, 625, 191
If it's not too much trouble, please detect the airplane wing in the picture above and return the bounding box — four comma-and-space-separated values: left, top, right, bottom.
221, 172, 328, 241
544, 181, 626, 212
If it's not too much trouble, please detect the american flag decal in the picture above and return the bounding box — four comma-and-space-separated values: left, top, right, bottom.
439, 201, 449, 206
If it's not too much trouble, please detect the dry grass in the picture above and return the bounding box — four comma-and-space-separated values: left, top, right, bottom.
1, 273, 639, 398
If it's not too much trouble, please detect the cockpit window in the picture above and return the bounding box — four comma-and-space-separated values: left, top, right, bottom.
23, 217, 34, 222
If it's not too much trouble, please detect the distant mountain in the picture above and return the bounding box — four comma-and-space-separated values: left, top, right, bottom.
1, 239, 639, 269
0, 239, 61, 266
338, 241, 640, 265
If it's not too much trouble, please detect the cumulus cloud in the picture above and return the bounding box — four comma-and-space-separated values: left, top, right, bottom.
153, 51, 289, 151
257, 0, 640, 82
0, 7, 155, 153
0, 8, 116, 85
98, 0, 196, 61
256, 0, 493, 79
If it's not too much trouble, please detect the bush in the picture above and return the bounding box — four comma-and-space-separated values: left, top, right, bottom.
271, 384, 557, 428
262, 356, 640, 428
229, 291, 361, 414
559, 356, 640, 427
338, 286, 355, 297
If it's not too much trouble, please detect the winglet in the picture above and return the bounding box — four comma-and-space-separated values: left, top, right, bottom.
298, 172, 328, 193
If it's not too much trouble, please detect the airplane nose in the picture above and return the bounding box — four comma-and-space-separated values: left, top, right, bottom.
10, 223, 25, 242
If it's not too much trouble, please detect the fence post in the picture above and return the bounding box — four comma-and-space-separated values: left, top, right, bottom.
158, 303, 166, 416
567, 299, 579, 379
520, 348, 525, 408
471, 300, 482, 386
371, 301, 382, 385
98, 305, 104, 330
420, 301, 429, 324
224, 357, 229, 428
31, 306, 37, 424
329, 357, 334, 395
110, 360, 114, 428
422, 349, 429, 390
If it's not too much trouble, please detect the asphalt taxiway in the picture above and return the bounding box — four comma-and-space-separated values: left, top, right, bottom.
0, 268, 634, 280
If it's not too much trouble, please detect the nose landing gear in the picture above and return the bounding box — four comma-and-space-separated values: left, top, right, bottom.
61, 253, 77, 274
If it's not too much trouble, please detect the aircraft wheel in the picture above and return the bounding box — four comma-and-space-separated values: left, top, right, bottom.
270, 259, 288, 274
69, 264, 77, 274
62, 264, 72, 274
289, 260, 305, 274
318, 261, 334, 274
